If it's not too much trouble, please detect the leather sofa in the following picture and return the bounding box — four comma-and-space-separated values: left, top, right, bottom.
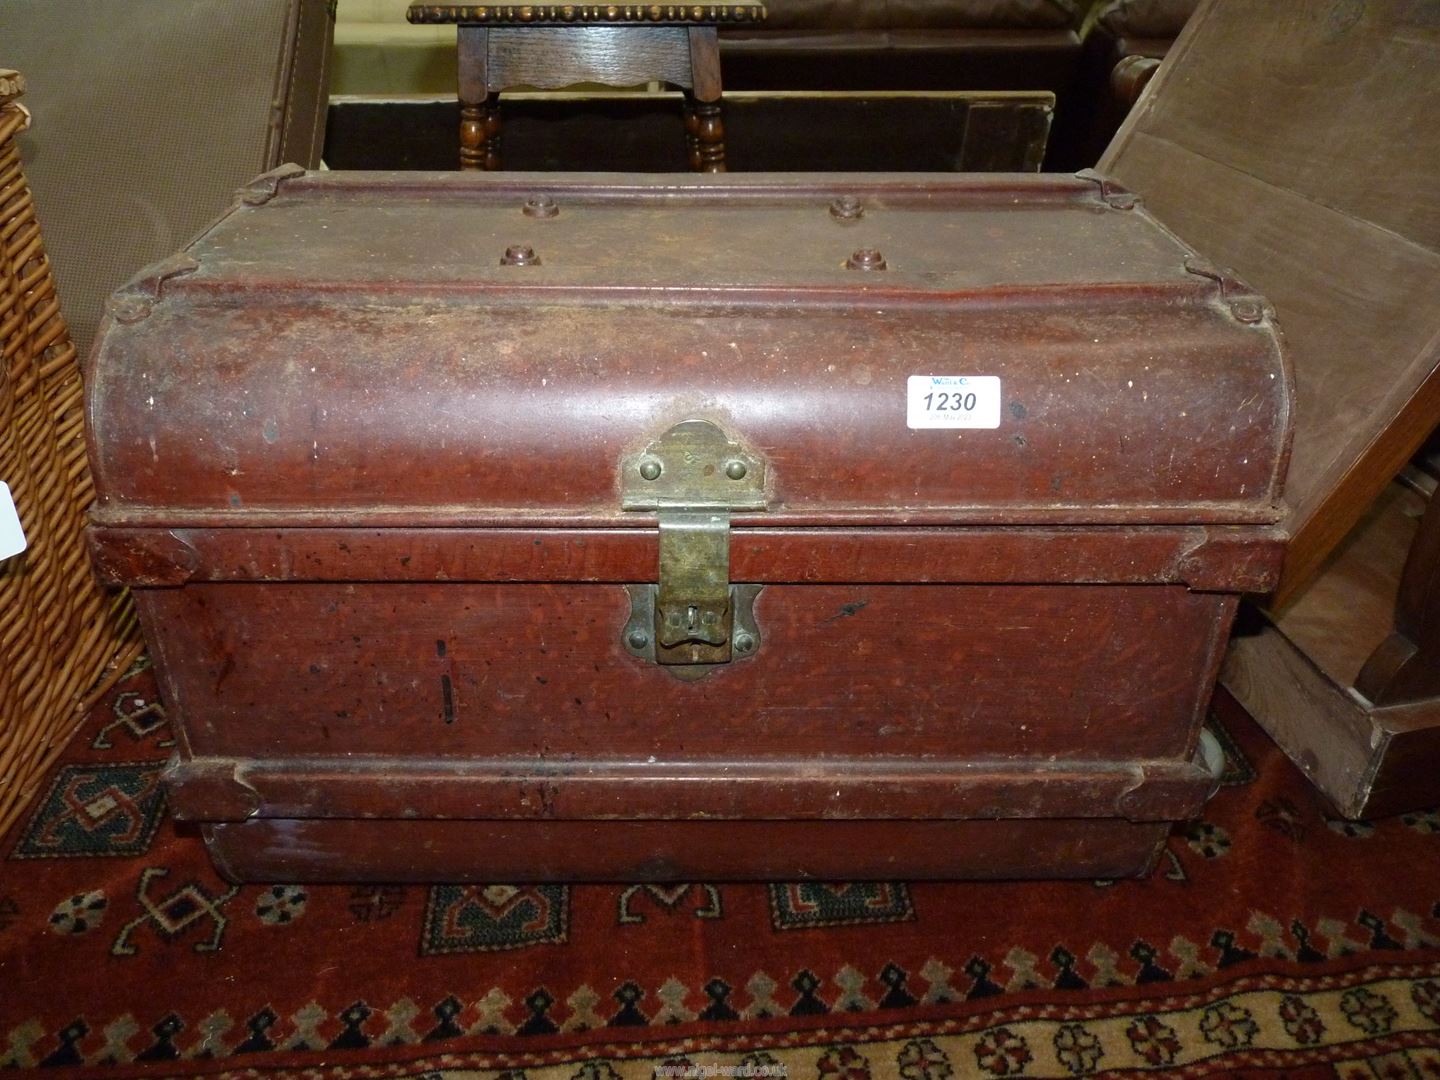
1048, 0, 1200, 167
717, 0, 1091, 95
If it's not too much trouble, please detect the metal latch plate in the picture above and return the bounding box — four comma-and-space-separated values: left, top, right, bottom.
620, 419, 768, 674
620, 419, 766, 511
657, 511, 731, 660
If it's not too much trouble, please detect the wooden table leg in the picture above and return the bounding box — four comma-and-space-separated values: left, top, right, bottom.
686, 26, 725, 173
482, 94, 501, 170
681, 91, 725, 173
1356, 490, 1440, 706
691, 99, 725, 172
681, 94, 700, 170
457, 26, 500, 171
460, 96, 502, 171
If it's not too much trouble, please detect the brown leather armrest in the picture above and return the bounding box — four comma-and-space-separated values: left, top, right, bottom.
1111, 53, 1161, 109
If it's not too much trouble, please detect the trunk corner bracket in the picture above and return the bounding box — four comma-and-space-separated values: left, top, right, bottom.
1183, 256, 1268, 324
1076, 169, 1140, 210
237, 162, 308, 207
107, 253, 201, 322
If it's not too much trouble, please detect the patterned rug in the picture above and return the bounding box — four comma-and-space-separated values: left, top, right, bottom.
3, 658, 1440, 1079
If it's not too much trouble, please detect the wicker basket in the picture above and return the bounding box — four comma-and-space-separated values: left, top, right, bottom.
0, 70, 142, 835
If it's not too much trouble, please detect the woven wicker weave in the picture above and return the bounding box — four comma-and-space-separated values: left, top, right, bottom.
0, 70, 142, 835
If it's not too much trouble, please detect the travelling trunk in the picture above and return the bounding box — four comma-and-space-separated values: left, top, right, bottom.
85, 169, 1292, 882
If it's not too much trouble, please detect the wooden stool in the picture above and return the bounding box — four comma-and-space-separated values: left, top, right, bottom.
408, 4, 766, 173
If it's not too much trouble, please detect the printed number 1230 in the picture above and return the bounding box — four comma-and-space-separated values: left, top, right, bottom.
906, 375, 1001, 429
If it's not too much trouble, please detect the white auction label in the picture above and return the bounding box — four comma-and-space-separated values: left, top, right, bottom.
0, 482, 26, 561
906, 375, 1002, 429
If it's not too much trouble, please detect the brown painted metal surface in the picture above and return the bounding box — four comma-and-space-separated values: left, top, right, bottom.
86, 170, 1291, 881
202, 819, 1175, 883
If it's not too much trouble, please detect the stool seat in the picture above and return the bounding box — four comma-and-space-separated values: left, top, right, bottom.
409, 2, 766, 172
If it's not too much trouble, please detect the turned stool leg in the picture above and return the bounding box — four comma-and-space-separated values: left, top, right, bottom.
460, 100, 485, 170
460, 95, 502, 171
482, 95, 501, 170
691, 98, 725, 172
685, 26, 726, 173
457, 26, 500, 171
681, 92, 702, 170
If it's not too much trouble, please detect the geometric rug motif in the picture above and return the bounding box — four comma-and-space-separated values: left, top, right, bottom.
768, 882, 916, 931
6, 963, 1438, 1072
617, 883, 723, 925
91, 688, 173, 751
420, 884, 569, 955
9, 762, 167, 860
109, 867, 241, 957
254, 884, 309, 926
420, 967, 1435, 1078
347, 885, 408, 923
47, 890, 107, 936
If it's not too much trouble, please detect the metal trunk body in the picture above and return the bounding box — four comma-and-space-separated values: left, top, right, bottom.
86, 170, 1292, 882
